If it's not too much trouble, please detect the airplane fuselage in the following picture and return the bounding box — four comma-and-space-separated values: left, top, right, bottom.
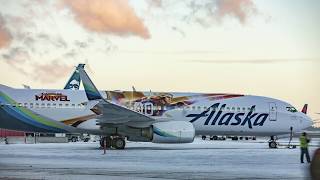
0, 84, 312, 137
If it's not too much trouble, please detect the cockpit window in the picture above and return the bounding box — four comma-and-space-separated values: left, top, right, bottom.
286, 107, 297, 113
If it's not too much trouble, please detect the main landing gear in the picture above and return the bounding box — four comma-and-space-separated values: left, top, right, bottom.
268, 136, 278, 149
100, 136, 126, 149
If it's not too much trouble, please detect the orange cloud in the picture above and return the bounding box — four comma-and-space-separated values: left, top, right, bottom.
0, 16, 12, 48
63, 0, 150, 39
215, 0, 257, 24
32, 60, 74, 83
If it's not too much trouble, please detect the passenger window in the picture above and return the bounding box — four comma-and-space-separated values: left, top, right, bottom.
30, 103, 34, 108
47, 103, 51, 108
72, 104, 76, 108
41, 103, 45, 108
242, 107, 246, 111
231, 107, 235, 111
59, 104, 63, 108
237, 107, 240, 112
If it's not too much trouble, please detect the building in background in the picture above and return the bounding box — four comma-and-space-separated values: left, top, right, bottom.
0, 129, 25, 137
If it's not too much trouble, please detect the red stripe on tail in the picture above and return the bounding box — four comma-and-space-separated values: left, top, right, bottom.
302, 104, 308, 114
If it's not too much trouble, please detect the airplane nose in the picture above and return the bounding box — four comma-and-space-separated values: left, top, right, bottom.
304, 116, 313, 129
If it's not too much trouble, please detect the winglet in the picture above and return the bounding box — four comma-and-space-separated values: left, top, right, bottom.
78, 66, 102, 100
302, 104, 308, 114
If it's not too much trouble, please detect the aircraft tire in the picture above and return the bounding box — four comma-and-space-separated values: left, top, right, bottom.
269, 141, 277, 148
252, 136, 256, 140
112, 138, 126, 149
100, 137, 111, 148
231, 136, 238, 141
213, 136, 218, 140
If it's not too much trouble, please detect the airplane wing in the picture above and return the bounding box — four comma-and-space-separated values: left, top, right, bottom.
92, 100, 155, 125
78, 66, 155, 126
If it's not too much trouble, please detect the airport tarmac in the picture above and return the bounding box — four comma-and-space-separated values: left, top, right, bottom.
0, 138, 319, 180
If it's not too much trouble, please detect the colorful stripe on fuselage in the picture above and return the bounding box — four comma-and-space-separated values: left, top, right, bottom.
0, 91, 67, 133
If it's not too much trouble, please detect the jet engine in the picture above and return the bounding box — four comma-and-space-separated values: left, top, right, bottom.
151, 121, 195, 143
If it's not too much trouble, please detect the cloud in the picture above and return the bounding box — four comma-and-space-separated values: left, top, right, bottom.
74, 40, 88, 48
36, 33, 68, 49
171, 26, 185, 37
147, 0, 163, 8
1, 47, 30, 75
62, 0, 150, 39
0, 15, 12, 48
31, 60, 74, 83
2, 48, 74, 83
215, 0, 257, 24
1, 47, 29, 63
184, 0, 257, 26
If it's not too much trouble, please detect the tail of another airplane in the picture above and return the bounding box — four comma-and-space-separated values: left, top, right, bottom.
64, 64, 85, 90
78, 65, 102, 100
301, 104, 308, 114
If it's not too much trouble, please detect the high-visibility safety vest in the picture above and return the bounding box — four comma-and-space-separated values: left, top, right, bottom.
299, 135, 309, 148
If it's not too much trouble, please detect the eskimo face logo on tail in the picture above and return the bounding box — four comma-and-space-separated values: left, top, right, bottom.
69, 80, 80, 90
35, 93, 70, 101
186, 103, 269, 129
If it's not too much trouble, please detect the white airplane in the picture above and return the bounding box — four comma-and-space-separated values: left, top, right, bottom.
0, 65, 312, 149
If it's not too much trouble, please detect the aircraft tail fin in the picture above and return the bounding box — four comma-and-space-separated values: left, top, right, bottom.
78, 65, 102, 100
302, 104, 308, 114
64, 64, 85, 90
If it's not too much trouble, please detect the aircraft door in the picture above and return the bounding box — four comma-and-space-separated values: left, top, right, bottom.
269, 102, 277, 121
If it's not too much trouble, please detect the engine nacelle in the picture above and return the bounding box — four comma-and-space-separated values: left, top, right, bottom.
152, 121, 195, 143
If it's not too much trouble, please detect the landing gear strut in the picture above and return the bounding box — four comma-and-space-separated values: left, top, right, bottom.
287, 126, 296, 149
100, 136, 126, 149
268, 136, 278, 148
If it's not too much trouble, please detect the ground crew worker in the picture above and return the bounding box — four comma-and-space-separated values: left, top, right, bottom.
300, 132, 311, 163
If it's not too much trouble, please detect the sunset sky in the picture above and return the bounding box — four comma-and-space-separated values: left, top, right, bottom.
0, 0, 319, 121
